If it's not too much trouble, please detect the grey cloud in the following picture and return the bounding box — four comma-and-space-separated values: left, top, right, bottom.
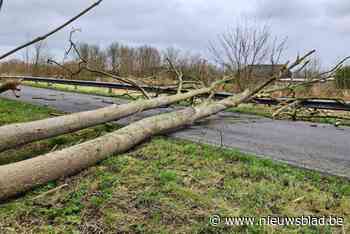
325, 0, 350, 18
0, 0, 349, 67
251, 0, 317, 20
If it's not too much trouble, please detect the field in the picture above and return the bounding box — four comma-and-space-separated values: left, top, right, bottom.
0, 98, 349, 233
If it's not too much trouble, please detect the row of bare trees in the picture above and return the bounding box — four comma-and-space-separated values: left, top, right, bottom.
0, 42, 218, 83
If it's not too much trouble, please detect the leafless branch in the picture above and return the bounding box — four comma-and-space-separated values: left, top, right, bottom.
47, 58, 75, 77
32, 184, 68, 201
50, 29, 152, 99
166, 58, 184, 94
248, 50, 316, 100
319, 56, 350, 77
0, 0, 103, 60
272, 100, 302, 118
263, 55, 350, 95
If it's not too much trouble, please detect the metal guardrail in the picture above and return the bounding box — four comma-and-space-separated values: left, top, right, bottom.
2, 76, 178, 94
2, 75, 350, 112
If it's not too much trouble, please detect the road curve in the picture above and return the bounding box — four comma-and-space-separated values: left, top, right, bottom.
1, 86, 350, 178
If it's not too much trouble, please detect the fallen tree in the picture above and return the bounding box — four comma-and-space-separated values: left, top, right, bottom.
0, 51, 314, 201
0, 80, 226, 153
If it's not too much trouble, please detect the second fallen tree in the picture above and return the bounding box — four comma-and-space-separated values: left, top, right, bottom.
0, 51, 315, 201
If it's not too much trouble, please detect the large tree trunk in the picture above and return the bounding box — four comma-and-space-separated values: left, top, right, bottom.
0, 89, 251, 201
0, 86, 214, 153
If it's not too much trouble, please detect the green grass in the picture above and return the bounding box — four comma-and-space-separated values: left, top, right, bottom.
0, 98, 349, 233
23, 81, 139, 100
0, 97, 119, 165
229, 104, 273, 118
0, 98, 55, 125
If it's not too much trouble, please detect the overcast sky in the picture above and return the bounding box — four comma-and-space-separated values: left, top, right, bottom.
0, 0, 349, 68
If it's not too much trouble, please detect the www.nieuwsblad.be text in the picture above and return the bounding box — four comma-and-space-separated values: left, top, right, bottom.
209, 215, 344, 227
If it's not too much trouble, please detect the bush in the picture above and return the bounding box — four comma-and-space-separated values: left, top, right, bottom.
335, 66, 350, 89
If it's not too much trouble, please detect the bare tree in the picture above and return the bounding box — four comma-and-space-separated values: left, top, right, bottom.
209, 20, 287, 91
32, 41, 47, 76
163, 47, 181, 66
107, 42, 121, 73
301, 56, 322, 79
136, 45, 161, 76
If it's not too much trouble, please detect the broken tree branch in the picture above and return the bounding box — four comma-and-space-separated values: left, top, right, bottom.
272, 100, 302, 119
166, 58, 184, 94
32, 184, 68, 201
263, 55, 350, 95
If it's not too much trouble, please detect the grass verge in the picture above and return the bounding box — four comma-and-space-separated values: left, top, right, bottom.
23, 81, 140, 100
0, 98, 349, 233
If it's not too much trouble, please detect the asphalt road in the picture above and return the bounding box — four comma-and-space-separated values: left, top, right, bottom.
1, 86, 350, 178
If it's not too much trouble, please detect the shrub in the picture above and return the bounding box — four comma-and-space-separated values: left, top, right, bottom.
335, 66, 350, 89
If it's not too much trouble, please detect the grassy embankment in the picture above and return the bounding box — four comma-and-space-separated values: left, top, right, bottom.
0, 97, 349, 233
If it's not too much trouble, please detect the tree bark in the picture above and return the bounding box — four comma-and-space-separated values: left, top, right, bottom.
0, 86, 214, 153
0, 89, 252, 201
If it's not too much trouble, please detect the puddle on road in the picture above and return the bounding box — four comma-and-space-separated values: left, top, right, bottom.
102, 100, 115, 104
32, 96, 57, 101
73, 102, 90, 105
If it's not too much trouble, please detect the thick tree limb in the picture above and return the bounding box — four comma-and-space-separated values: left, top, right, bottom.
0, 0, 103, 60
